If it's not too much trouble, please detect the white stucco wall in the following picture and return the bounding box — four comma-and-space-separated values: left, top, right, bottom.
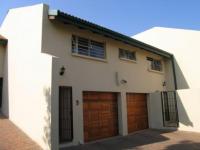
0, 45, 5, 77
0, 5, 176, 150
134, 27, 200, 133
0, 4, 52, 149
41, 6, 173, 149
177, 89, 200, 132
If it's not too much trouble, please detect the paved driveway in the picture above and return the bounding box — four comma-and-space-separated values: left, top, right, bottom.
62, 129, 200, 150
0, 113, 42, 150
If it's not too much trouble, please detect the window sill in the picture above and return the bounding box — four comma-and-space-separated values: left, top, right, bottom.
71, 53, 107, 63
119, 58, 137, 63
148, 68, 164, 74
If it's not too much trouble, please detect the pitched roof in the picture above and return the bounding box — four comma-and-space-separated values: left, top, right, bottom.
0, 34, 8, 46
48, 10, 172, 58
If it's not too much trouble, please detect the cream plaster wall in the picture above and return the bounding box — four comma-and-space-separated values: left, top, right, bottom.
134, 27, 200, 133
0, 4, 53, 150
0, 5, 175, 150
0, 45, 5, 77
41, 6, 173, 149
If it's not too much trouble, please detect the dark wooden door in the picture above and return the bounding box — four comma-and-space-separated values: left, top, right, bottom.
127, 93, 148, 133
83, 92, 118, 142
59, 86, 73, 143
0, 78, 2, 108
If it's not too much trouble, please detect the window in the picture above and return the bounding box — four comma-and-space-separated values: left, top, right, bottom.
72, 35, 105, 59
161, 91, 179, 127
119, 49, 136, 61
147, 57, 162, 72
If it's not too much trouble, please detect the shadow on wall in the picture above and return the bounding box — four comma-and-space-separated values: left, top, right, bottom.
173, 57, 193, 127
43, 87, 51, 149
176, 93, 193, 127
165, 140, 200, 150
173, 57, 189, 90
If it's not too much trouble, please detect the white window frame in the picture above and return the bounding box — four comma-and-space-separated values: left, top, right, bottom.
147, 57, 163, 73
72, 35, 106, 60
119, 48, 136, 62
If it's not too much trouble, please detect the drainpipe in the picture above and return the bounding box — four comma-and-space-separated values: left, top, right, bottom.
171, 55, 178, 90
171, 54, 179, 127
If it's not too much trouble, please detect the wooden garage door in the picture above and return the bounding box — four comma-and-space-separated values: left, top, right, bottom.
127, 93, 148, 133
83, 92, 118, 142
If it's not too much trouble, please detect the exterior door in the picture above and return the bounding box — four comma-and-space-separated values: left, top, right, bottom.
161, 91, 179, 127
59, 86, 73, 143
83, 92, 118, 142
0, 78, 2, 108
127, 93, 148, 133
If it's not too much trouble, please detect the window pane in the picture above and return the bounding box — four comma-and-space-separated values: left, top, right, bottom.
77, 36, 89, 56
119, 49, 123, 58
72, 35, 76, 53
119, 49, 136, 61
71, 35, 105, 59
90, 40, 105, 59
151, 60, 162, 71
147, 57, 162, 71
78, 37, 89, 47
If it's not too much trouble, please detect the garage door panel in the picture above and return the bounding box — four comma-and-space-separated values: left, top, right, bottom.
83, 92, 118, 142
127, 93, 148, 133
83, 92, 116, 100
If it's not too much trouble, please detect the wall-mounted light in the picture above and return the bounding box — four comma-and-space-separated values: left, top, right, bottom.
162, 81, 166, 87
59, 66, 65, 76
76, 100, 79, 106
120, 79, 127, 84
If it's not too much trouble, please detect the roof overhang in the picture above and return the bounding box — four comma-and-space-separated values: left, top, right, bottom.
0, 35, 8, 46
49, 10, 172, 58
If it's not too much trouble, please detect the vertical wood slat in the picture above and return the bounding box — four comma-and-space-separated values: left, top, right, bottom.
83, 92, 118, 142
127, 93, 148, 133
59, 86, 73, 143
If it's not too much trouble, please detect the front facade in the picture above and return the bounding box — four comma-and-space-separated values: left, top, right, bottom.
0, 4, 178, 150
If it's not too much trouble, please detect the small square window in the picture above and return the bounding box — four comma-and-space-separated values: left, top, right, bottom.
119, 49, 136, 61
147, 57, 162, 72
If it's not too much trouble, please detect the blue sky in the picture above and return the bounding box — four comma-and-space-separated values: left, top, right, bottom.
0, 0, 200, 36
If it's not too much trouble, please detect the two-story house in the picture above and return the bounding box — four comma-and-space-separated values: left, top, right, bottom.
0, 4, 178, 150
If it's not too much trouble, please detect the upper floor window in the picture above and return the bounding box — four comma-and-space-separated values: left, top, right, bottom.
119, 48, 136, 61
72, 35, 105, 59
147, 57, 162, 72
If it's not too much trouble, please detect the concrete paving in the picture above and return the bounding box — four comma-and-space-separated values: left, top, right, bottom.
62, 129, 200, 150
0, 113, 42, 150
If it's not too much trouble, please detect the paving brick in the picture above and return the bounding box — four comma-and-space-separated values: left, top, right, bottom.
0, 113, 42, 150
62, 129, 200, 150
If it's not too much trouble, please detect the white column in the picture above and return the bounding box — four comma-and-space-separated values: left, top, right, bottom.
118, 92, 128, 136
72, 87, 84, 144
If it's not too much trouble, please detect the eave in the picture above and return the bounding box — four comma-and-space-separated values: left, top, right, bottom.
49, 10, 172, 58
